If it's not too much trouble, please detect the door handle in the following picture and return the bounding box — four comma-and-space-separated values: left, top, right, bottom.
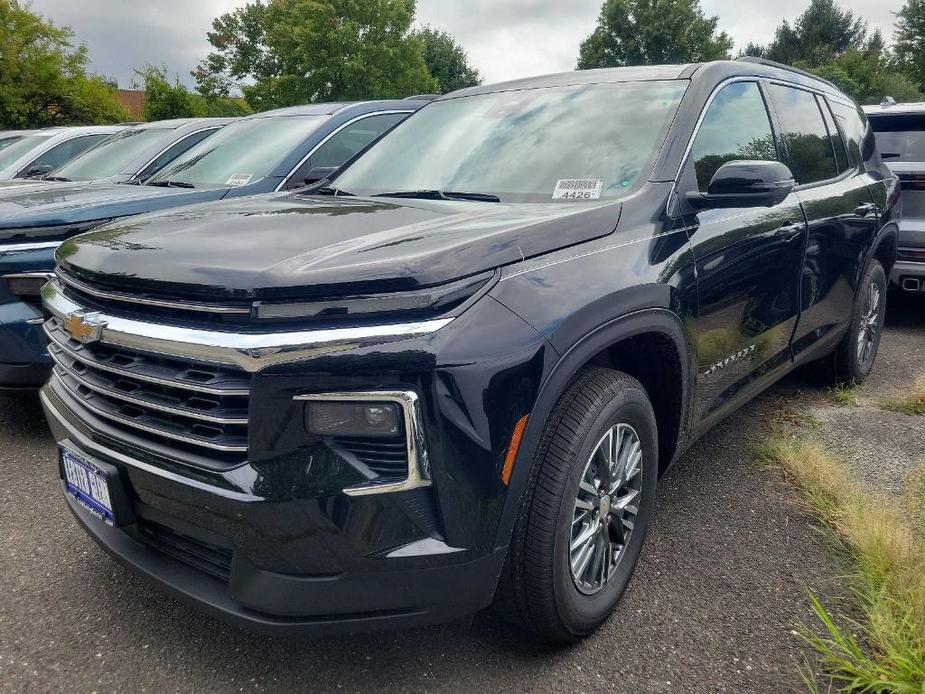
776, 222, 804, 243
854, 203, 878, 217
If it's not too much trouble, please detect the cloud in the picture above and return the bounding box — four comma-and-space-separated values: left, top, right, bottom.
27, 0, 907, 90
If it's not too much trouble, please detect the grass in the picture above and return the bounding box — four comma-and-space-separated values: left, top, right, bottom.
759, 438, 925, 692
881, 375, 925, 417
831, 383, 860, 407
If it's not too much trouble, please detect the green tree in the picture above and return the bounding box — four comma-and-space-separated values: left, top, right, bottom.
0, 0, 128, 127
414, 26, 481, 94
577, 0, 732, 69
894, 0, 925, 91
812, 49, 922, 105
761, 0, 867, 67
135, 66, 197, 121
136, 65, 254, 121
194, 0, 437, 110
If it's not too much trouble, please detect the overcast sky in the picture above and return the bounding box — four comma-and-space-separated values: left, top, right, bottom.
27, 0, 907, 90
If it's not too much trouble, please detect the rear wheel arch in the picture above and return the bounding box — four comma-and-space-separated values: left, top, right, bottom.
871, 226, 898, 278
493, 309, 692, 553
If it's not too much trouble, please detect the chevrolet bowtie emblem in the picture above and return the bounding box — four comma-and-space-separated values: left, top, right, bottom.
63, 310, 107, 344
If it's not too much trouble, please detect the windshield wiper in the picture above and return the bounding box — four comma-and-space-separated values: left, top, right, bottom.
373, 190, 501, 202
147, 180, 195, 189
306, 185, 355, 197
42, 175, 71, 182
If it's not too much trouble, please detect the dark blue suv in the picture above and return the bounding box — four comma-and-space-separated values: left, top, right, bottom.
0, 101, 425, 387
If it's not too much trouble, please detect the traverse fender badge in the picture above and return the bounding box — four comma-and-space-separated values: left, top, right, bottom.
63, 310, 107, 344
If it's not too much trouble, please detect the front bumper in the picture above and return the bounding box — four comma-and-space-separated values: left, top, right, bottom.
42, 385, 506, 635
0, 296, 51, 389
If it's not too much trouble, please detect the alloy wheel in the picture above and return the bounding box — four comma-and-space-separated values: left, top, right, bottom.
569, 423, 643, 595
856, 280, 882, 366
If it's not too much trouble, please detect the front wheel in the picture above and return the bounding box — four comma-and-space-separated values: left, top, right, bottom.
497, 368, 658, 642
834, 260, 887, 385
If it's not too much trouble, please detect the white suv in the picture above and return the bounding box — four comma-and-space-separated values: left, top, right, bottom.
865, 100, 925, 293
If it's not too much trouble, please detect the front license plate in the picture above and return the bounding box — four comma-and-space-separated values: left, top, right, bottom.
61, 447, 115, 526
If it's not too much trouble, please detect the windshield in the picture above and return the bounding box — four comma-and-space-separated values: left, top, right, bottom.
0, 134, 51, 171
0, 136, 24, 154
54, 127, 169, 180
148, 115, 325, 187
334, 81, 687, 202
869, 114, 925, 162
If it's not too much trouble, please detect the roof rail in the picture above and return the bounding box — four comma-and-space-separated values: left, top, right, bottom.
734, 56, 841, 92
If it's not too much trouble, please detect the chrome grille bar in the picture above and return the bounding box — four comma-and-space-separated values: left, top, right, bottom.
47, 348, 248, 426
50, 370, 248, 454
45, 321, 250, 397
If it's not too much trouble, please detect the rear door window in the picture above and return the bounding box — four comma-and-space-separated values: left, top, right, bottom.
768, 84, 839, 185
867, 114, 925, 163
690, 81, 778, 192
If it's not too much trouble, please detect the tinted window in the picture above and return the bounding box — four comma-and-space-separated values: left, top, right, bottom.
55, 127, 168, 180
867, 114, 925, 163
135, 128, 219, 181
769, 85, 838, 185
819, 98, 849, 173
690, 82, 777, 192
0, 134, 51, 171
335, 82, 687, 202
149, 115, 325, 188
830, 101, 873, 166
26, 134, 109, 174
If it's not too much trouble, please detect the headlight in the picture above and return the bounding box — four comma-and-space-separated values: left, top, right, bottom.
254, 271, 496, 322
0, 219, 113, 245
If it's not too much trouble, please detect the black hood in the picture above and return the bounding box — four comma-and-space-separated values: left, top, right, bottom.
59, 192, 622, 300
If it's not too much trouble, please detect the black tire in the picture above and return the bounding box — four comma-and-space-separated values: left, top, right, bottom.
833, 260, 887, 385
496, 367, 658, 642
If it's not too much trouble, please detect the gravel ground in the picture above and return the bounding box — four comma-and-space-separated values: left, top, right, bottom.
804, 291, 925, 495
0, 294, 920, 694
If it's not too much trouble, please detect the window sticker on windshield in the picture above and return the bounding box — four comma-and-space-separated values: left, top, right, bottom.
226, 173, 253, 187
553, 179, 604, 200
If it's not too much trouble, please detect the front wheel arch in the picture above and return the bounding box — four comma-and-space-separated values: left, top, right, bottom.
492, 309, 692, 555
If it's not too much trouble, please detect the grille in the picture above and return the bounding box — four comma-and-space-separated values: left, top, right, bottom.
334, 436, 409, 480
136, 520, 233, 583
45, 316, 250, 467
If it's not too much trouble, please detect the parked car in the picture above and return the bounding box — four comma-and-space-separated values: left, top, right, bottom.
40, 60, 897, 641
36, 118, 234, 186
0, 101, 425, 388
0, 119, 233, 195
0, 130, 40, 152
864, 100, 925, 293
0, 126, 124, 181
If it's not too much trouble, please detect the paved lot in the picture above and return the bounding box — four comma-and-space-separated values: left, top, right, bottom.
0, 293, 921, 693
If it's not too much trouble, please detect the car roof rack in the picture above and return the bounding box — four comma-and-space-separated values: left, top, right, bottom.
734, 56, 841, 92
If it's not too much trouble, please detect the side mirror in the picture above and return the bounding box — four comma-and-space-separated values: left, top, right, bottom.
303, 166, 338, 186
20, 164, 54, 179
687, 161, 795, 210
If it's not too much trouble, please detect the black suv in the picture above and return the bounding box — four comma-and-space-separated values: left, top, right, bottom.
41, 59, 898, 642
